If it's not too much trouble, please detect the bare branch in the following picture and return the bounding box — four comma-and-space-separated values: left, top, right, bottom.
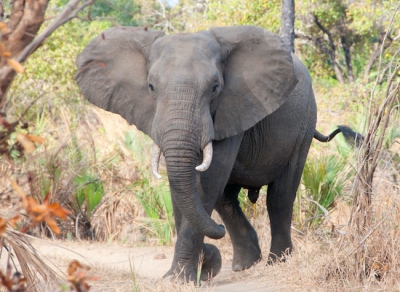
313, 15, 335, 51
61, 0, 95, 24
0, 0, 4, 22
313, 15, 345, 84
350, 1, 400, 238
1, 0, 92, 74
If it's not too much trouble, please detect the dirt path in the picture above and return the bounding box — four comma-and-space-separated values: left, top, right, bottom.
31, 239, 280, 291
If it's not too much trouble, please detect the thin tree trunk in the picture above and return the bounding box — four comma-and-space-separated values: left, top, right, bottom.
363, 32, 399, 82
341, 36, 354, 82
314, 15, 345, 84
0, 0, 49, 102
280, 0, 295, 52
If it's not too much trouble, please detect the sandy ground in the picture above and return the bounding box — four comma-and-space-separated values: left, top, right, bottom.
31, 238, 279, 292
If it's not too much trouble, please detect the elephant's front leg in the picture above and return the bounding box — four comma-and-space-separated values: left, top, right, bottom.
164, 135, 243, 282
215, 184, 262, 271
165, 219, 222, 282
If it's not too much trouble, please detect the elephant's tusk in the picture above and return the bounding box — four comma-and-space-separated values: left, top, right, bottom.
151, 142, 162, 179
195, 142, 213, 172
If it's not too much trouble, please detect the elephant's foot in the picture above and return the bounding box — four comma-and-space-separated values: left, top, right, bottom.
232, 242, 262, 272
199, 243, 222, 281
163, 244, 222, 283
266, 247, 292, 265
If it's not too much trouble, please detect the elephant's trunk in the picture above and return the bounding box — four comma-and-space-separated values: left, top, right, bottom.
162, 130, 225, 239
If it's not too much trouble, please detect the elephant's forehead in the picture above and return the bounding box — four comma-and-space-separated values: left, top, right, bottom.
150, 32, 220, 60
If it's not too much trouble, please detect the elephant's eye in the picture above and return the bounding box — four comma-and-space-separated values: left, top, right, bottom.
148, 83, 155, 92
212, 83, 219, 94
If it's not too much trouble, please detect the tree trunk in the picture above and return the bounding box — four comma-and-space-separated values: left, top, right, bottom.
341, 36, 354, 82
0, 0, 95, 107
280, 0, 295, 52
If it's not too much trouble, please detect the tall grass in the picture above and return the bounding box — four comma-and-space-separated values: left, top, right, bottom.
135, 179, 174, 245
124, 129, 175, 245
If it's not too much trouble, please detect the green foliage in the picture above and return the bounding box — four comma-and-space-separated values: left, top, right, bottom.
74, 172, 105, 219
385, 125, 400, 149
299, 154, 351, 228
296, 0, 400, 81
90, 0, 141, 26
206, 0, 280, 30
238, 188, 257, 217
180, 0, 280, 32
124, 129, 174, 245
136, 180, 174, 245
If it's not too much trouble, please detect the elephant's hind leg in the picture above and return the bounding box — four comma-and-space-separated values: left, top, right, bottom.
216, 184, 262, 271
266, 136, 312, 263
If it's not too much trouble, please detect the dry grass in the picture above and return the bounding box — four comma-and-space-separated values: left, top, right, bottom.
2, 101, 400, 291
2, 179, 400, 291
1, 230, 64, 291
91, 190, 143, 244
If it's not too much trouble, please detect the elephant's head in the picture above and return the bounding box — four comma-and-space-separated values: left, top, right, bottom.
75, 26, 297, 240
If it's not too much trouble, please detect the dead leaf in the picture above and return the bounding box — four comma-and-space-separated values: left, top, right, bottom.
1, 51, 11, 58
6, 58, 25, 74
10, 180, 25, 198
67, 260, 97, 292
0, 115, 11, 129
16, 134, 36, 154
9, 214, 22, 229
0, 270, 28, 291
11, 180, 72, 234
0, 270, 13, 291
0, 22, 6, 33
0, 217, 6, 236
26, 134, 45, 144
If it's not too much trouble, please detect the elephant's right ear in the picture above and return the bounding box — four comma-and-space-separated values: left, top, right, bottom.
75, 27, 164, 136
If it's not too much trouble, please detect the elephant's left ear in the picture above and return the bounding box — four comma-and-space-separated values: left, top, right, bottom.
210, 26, 298, 140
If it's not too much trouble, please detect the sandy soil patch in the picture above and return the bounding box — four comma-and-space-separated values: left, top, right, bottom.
30, 238, 282, 291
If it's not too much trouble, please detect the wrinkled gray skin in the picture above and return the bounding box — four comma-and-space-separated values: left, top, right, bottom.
75, 26, 329, 281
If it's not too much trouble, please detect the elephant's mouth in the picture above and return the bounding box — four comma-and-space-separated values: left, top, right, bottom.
151, 141, 213, 178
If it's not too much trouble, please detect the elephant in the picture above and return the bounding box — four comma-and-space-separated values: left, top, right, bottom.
75, 26, 361, 282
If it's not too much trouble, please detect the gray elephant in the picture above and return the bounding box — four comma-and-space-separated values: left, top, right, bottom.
75, 26, 359, 281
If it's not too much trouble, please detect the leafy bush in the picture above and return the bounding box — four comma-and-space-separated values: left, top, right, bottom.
299, 154, 351, 228
74, 172, 105, 220
124, 129, 175, 245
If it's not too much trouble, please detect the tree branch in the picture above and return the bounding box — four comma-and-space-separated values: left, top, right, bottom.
0, 0, 97, 105
61, 0, 95, 25
313, 14, 345, 84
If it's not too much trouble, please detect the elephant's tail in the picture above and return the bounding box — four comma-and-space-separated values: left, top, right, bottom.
314, 125, 364, 147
